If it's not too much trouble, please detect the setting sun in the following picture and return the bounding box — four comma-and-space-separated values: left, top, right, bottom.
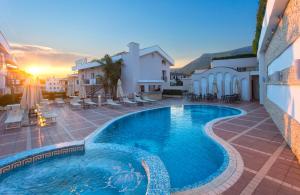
25, 65, 72, 78
26, 65, 44, 76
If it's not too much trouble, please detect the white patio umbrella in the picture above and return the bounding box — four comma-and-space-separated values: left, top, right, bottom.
35, 78, 43, 103
67, 84, 75, 97
206, 79, 209, 95
79, 79, 87, 99
116, 79, 124, 98
213, 77, 218, 95
21, 78, 41, 110
234, 79, 240, 94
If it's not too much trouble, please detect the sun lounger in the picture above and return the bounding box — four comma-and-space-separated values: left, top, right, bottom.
121, 97, 136, 106
40, 111, 58, 124
84, 98, 97, 107
4, 109, 24, 129
134, 95, 148, 103
142, 96, 156, 102
55, 98, 65, 106
70, 100, 81, 109
106, 99, 121, 107
36, 105, 57, 125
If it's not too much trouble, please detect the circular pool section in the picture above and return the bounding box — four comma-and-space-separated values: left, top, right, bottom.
94, 105, 241, 191
0, 145, 148, 195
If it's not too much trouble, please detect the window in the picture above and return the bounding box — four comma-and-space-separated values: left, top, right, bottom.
140, 85, 145, 92
162, 70, 167, 82
148, 85, 161, 92
162, 59, 166, 65
91, 73, 95, 79
76, 80, 79, 85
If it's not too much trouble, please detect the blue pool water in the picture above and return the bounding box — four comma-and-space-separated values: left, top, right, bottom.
0, 146, 147, 195
95, 105, 240, 191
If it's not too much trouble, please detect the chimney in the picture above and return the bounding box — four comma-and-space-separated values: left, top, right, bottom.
127, 42, 140, 56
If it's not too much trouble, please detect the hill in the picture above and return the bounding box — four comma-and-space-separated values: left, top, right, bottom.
176, 46, 253, 75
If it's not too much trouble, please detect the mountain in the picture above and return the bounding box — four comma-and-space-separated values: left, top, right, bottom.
176, 46, 253, 75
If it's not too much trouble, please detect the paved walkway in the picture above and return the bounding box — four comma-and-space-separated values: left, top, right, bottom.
0, 99, 299, 194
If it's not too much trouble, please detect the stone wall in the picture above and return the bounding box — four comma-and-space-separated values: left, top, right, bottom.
265, 98, 300, 162
265, 0, 300, 65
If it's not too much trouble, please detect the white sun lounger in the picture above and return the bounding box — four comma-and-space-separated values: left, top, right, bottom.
134, 96, 148, 103
36, 105, 57, 125
55, 98, 65, 106
121, 97, 136, 105
106, 99, 121, 107
70, 100, 81, 109
4, 109, 24, 129
84, 98, 97, 107
142, 96, 156, 102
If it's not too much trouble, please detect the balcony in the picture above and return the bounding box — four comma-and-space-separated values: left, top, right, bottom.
83, 78, 101, 85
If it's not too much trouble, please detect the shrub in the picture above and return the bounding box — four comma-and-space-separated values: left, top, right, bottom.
42, 92, 66, 100
252, 0, 267, 54
162, 89, 183, 96
0, 94, 21, 107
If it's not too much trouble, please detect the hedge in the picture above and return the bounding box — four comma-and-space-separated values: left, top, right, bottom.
0, 94, 22, 107
162, 89, 183, 96
252, 0, 267, 54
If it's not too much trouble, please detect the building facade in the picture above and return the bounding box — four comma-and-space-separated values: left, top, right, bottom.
66, 74, 80, 96
0, 31, 18, 95
45, 77, 67, 92
258, 0, 300, 160
191, 57, 259, 101
72, 42, 174, 99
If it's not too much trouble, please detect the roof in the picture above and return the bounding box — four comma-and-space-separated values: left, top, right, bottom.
112, 45, 175, 65
72, 61, 101, 71
72, 44, 174, 71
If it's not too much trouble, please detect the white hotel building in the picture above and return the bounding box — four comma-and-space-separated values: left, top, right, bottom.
0, 31, 18, 95
72, 42, 174, 99
257, 0, 300, 160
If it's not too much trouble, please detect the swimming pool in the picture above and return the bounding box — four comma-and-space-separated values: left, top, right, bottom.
93, 105, 241, 191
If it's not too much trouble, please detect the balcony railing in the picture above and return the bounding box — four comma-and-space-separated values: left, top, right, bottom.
83, 78, 101, 85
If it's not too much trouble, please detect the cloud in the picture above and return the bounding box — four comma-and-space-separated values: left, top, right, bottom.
10, 43, 91, 77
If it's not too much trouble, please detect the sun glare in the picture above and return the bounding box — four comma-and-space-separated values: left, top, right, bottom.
26, 66, 43, 76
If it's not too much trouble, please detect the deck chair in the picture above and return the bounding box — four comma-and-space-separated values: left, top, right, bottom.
84, 98, 97, 107
106, 99, 121, 108
55, 98, 65, 106
4, 109, 24, 129
121, 97, 136, 106
70, 100, 81, 109
142, 96, 156, 102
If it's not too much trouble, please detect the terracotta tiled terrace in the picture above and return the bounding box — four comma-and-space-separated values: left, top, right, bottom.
0, 98, 300, 194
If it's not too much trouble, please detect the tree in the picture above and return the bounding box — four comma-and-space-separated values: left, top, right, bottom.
92, 55, 123, 98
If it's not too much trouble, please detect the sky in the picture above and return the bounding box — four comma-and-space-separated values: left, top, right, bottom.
1, 0, 259, 78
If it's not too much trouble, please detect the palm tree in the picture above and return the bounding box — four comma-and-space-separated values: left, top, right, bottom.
92, 55, 123, 98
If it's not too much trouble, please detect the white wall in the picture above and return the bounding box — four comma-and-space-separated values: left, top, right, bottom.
139, 52, 170, 82
212, 57, 258, 69
265, 35, 300, 124
191, 67, 251, 101
268, 85, 300, 123
268, 36, 300, 74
